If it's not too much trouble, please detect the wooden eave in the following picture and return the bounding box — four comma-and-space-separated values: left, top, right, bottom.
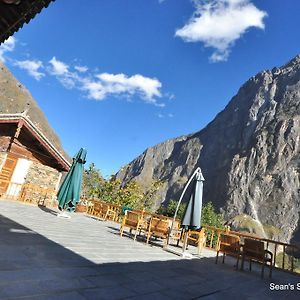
0, 0, 55, 44
0, 114, 70, 171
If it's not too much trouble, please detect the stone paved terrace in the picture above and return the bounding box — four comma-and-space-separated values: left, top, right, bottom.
0, 200, 299, 300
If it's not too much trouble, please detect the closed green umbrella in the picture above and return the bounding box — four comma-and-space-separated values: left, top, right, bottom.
57, 148, 87, 212
170, 167, 204, 256
181, 168, 204, 256
181, 169, 205, 230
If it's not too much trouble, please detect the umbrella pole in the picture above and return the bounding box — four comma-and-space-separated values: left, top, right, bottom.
168, 167, 201, 245
182, 229, 188, 254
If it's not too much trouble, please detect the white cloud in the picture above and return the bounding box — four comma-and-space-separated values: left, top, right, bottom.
80, 78, 105, 100
175, 0, 267, 62
81, 72, 162, 104
74, 65, 88, 73
13, 59, 44, 80
157, 112, 174, 118
48, 56, 69, 75
0, 37, 16, 62
96, 73, 162, 102
0, 41, 166, 106
46, 57, 164, 104
48, 57, 77, 88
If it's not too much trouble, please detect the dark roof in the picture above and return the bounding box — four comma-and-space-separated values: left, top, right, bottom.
0, 113, 71, 171
0, 0, 55, 44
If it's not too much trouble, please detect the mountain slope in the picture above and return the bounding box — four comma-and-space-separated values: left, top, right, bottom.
116, 55, 300, 243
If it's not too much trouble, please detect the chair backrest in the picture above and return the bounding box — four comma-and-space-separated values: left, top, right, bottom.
125, 211, 141, 227
243, 238, 265, 259
93, 202, 101, 212
219, 234, 240, 252
150, 217, 169, 234
101, 202, 111, 212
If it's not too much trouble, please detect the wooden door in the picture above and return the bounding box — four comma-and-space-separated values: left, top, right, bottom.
0, 154, 18, 195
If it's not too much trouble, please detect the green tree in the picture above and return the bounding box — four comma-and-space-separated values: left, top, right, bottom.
81, 163, 105, 199
98, 178, 121, 203
117, 181, 144, 209
157, 200, 187, 219
201, 201, 224, 228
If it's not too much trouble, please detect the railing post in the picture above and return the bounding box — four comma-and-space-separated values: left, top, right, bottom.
291, 247, 294, 273
209, 230, 214, 249
274, 244, 277, 267
282, 245, 286, 270
216, 232, 220, 250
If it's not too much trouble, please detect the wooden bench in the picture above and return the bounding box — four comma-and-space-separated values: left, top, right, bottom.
120, 210, 146, 241
241, 238, 273, 278
216, 233, 241, 269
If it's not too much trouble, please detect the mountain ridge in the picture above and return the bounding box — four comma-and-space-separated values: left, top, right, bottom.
116, 54, 300, 243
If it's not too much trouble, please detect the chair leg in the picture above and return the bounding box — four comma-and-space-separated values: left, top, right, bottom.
216, 251, 219, 264
163, 239, 167, 249
104, 212, 108, 221
241, 256, 245, 271
269, 262, 272, 278
120, 226, 124, 237
261, 262, 265, 279
197, 242, 202, 255
222, 253, 225, 264
146, 233, 151, 244
249, 259, 252, 271
133, 230, 138, 241
236, 256, 240, 270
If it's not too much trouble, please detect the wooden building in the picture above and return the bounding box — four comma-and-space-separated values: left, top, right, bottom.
0, 113, 70, 205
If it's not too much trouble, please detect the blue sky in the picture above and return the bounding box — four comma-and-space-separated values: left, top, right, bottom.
1, 0, 300, 177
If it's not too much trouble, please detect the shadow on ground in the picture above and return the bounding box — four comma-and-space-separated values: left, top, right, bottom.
0, 213, 299, 300
37, 204, 58, 216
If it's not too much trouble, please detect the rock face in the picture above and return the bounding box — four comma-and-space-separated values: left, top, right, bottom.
116, 55, 300, 243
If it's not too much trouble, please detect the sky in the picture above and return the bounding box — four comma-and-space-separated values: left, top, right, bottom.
0, 0, 300, 177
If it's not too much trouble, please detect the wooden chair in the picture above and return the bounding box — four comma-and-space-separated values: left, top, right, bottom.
99, 202, 117, 221
216, 233, 241, 269
187, 228, 206, 255
86, 201, 95, 214
166, 219, 182, 246
120, 210, 146, 241
146, 217, 170, 249
91, 201, 101, 217
241, 238, 273, 278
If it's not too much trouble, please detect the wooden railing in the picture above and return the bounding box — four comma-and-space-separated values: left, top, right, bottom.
203, 225, 300, 275
0, 180, 56, 206
0, 180, 23, 200
20, 183, 56, 205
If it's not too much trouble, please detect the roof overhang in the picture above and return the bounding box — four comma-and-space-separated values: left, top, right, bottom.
0, 113, 71, 171
0, 0, 55, 44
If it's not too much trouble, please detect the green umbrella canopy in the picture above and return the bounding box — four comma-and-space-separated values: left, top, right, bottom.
181, 170, 205, 230
57, 148, 87, 212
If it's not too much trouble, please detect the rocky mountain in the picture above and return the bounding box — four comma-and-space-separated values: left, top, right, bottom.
0, 61, 67, 157
116, 55, 300, 243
